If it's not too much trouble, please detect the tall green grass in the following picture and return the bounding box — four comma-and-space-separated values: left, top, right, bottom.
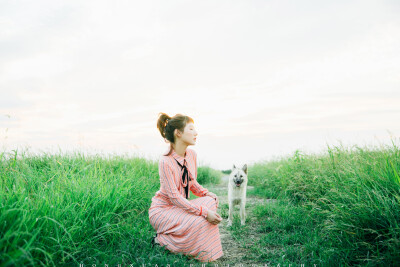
0, 149, 220, 266
249, 141, 400, 266
197, 166, 223, 185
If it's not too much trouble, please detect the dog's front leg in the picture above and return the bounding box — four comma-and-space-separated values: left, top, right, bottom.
240, 200, 246, 226
227, 200, 233, 227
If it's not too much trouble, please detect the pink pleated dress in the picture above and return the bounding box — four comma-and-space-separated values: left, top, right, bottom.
148, 147, 223, 262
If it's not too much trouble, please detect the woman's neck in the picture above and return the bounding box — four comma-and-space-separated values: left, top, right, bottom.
172, 142, 188, 157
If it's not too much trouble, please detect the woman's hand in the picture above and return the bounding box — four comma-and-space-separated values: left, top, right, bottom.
206, 210, 222, 225
205, 192, 219, 207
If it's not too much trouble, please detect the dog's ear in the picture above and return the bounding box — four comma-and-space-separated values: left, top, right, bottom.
242, 164, 247, 174
232, 164, 236, 170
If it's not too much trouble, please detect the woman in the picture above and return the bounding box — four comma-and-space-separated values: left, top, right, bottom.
148, 112, 224, 262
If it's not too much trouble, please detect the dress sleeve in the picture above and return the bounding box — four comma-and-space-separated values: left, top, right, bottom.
159, 159, 209, 218
189, 149, 210, 197
190, 179, 210, 197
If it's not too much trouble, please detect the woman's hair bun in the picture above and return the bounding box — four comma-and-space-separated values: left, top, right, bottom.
157, 112, 171, 139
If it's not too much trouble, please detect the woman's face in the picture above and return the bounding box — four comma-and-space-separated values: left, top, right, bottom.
177, 122, 198, 145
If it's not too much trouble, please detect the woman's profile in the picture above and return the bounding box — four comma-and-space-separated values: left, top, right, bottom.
148, 112, 224, 262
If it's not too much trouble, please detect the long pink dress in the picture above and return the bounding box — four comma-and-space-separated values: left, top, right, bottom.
148, 147, 223, 262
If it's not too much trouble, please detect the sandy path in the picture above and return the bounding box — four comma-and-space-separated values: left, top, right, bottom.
205, 175, 275, 266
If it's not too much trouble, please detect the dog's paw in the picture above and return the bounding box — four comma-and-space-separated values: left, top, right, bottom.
241, 221, 245, 226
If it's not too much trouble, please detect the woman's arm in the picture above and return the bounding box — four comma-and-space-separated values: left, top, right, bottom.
190, 148, 209, 197
159, 158, 209, 218
190, 179, 210, 197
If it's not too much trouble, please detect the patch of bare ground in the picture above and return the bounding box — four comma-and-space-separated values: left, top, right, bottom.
204, 176, 276, 266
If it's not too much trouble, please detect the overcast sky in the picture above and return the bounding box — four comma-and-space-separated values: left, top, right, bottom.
1, 0, 400, 170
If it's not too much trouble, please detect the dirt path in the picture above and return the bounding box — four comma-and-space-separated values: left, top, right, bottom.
206, 175, 275, 266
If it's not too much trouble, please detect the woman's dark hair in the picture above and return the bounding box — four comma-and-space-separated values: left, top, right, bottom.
157, 112, 194, 156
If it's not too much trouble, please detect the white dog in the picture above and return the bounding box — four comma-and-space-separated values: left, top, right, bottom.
227, 164, 248, 227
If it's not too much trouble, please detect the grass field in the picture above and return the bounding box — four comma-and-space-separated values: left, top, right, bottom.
0, 150, 221, 266
1, 140, 399, 266
243, 140, 400, 266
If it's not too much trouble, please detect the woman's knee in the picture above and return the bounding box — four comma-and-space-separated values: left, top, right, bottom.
203, 196, 217, 210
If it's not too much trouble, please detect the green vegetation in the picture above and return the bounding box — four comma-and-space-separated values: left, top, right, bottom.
2, 139, 399, 266
243, 141, 400, 266
0, 150, 220, 266
197, 165, 223, 185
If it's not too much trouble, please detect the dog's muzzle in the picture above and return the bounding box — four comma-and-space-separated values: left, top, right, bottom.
234, 179, 243, 187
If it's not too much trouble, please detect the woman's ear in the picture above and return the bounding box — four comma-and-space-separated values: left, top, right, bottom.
174, 129, 181, 138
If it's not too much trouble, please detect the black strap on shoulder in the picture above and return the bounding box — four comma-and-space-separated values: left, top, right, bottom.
174, 158, 189, 199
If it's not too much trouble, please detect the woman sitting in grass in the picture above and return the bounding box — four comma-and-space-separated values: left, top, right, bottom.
149, 112, 223, 262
